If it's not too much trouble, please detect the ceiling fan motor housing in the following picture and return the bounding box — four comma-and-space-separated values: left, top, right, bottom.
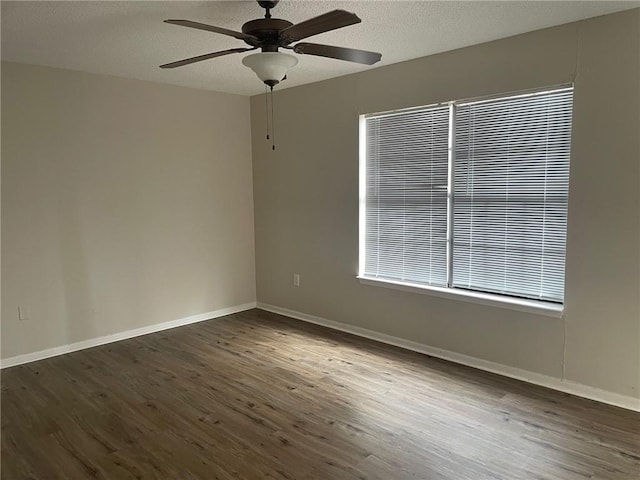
241, 18, 293, 52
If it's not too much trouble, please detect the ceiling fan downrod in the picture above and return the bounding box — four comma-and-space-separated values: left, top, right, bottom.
257, 0, 279, 19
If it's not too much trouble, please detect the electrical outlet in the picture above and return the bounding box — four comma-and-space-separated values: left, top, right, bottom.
293, 273, 300, 286
18, 306, 29, 321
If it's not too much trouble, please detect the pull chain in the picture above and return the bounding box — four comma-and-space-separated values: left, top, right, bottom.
270, 86, 276, 151
265, 85, 270, 141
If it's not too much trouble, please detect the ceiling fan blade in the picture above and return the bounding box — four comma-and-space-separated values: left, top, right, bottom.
293, 43, 381, 65
160, 48, 255, 69
279, 10, 361, 44
164, 19, 257, 41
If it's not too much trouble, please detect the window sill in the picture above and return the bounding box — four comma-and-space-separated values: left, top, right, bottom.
356, 276, 564, 318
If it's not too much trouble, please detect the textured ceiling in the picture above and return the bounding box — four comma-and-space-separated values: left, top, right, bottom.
2, 1, 638, 96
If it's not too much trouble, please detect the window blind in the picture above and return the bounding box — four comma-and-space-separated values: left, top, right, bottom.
364, 107, 450, 286
452, 88, 573, 302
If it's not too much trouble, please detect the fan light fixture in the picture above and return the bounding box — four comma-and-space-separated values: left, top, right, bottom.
242, 52, 298, 88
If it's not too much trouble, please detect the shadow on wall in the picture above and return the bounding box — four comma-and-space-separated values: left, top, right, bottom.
57, 185, 97, 345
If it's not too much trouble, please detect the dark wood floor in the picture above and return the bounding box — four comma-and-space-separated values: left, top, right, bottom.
2, 309, 639, 479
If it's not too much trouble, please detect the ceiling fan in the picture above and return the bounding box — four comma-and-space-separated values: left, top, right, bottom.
160, 0, 382, 88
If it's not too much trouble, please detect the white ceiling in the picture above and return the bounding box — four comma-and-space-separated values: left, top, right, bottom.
2, 1, 637, 96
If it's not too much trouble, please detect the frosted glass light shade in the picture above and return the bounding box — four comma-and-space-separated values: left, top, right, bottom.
242, 52, 298, 85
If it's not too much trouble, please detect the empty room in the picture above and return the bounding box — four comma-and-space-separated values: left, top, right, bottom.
1, 1, 639, 479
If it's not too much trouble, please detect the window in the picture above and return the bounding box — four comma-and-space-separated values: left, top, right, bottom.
359, 86, 573, 309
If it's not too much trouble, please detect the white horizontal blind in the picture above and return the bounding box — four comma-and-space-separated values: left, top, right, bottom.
452, 88, 573, 302
364, 107, 450, 286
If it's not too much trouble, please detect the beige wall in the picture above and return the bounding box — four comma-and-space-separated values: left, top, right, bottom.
2, 62, 256, 359
251, 10, 640, 398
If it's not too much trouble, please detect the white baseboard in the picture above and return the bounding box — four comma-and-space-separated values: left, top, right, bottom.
257, 302, 640, 412
1, 302, 257, 369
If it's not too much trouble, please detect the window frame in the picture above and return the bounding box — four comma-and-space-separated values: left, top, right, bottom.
358, 85, 573, 318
